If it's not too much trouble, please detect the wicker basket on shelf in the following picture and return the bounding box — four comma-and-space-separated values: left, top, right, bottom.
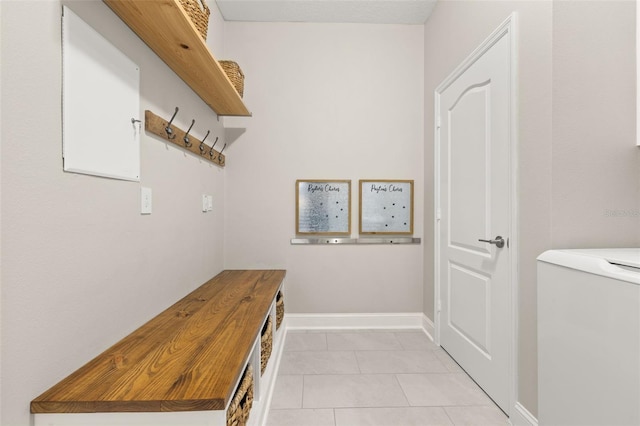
219, 60, 245, 98
226, 365, 253, 426
179, 0, 210, 40
260, 317, 273, 375
276, 291, 284, 330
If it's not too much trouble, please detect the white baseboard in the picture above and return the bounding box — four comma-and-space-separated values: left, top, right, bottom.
510, 402, 538, 426
285, 312, 426, 330
422, 314, 435, 341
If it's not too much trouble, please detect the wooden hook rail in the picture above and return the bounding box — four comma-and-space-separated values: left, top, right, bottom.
144, 110, 225, 167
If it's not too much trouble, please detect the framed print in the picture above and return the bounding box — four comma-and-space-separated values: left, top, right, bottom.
359, 180, 413, 235
296, 180, 351, 235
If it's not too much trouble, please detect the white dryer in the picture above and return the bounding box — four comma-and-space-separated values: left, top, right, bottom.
537, 249, 640, 426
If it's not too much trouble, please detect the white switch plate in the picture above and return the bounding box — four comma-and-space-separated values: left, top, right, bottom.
141, 187, 152, 214
202, 195, 213, 212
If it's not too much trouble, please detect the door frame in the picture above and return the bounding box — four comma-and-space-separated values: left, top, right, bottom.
433, 13, 519, 417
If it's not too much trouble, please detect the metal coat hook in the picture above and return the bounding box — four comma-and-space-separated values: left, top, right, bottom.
131, 118, 142, 135
183, 119, 195, 147
145, 109, 227, 168
199, 130, 210, 153
209, 136, 219, 158
218, 143, 227, 161
165, 107, 178, 140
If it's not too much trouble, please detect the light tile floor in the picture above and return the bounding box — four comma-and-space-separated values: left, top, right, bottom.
266, 330, 509, 426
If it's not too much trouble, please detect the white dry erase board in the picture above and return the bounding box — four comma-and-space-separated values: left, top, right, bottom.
62, 6, 140, 181
359, 180, 414, 235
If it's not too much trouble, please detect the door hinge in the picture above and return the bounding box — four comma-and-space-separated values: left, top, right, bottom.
436, 208, 441, 221
436, 116, 441, 129
437, 300, 442, 313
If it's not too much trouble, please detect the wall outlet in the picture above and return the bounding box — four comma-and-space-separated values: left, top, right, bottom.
141, 187, 152, 214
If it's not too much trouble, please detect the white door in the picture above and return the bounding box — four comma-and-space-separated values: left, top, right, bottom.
435, 18, 515, 413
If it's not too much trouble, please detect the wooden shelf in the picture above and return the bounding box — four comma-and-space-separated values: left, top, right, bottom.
31, 270, 285, 414
104, 0, 251, 117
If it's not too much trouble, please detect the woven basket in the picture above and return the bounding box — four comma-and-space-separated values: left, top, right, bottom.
276, 291, 284, 330
219, 61, 245, 98
260, 317, 273, 375
227, 365, 253, 426
179, 0, 210, 40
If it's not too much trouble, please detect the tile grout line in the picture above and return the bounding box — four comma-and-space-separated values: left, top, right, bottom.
392, 372, 412, 408
393, 331, 408, 351
441, 406, 457, 426
353, 350, 362, 374
300, 373, 306, 410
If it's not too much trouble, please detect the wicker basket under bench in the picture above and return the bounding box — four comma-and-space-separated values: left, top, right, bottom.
31, 270, 286, 426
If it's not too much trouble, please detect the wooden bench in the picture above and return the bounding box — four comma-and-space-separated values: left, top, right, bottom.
31, 269, 286, 425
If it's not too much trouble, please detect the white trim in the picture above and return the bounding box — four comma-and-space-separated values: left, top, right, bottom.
253, 319, 287, 426
510, 402, 538, 426
422, 313, 435, 341
433, 61, 442, 348
34, 411, 226, 426
508, 13, 521, 426
285, 312, 425, 330
433, 12, 519, 420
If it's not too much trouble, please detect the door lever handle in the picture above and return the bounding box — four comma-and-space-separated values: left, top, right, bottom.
478, 236, 505, 248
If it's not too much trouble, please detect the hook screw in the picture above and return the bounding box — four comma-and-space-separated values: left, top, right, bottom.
209, 136, 219, 158
183, 119, 195, 148
199, 130, 210, 153
165, 107, 179, 140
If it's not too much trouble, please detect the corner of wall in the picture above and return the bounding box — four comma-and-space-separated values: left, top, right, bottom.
206, 0, 225, 60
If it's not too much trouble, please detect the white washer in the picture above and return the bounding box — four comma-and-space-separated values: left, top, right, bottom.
537, 249, 640, 426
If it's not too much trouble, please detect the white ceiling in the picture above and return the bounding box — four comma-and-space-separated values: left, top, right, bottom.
215, 0, 438, 25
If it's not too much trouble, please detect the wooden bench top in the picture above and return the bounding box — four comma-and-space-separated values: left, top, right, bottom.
31, 269, 286, 414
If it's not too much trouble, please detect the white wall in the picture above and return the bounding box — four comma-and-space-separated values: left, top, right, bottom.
0, 1, 227, 425
222, 22, 425, 314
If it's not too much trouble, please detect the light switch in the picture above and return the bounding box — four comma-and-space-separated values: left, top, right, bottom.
141, 187, 152, 214
202, 195, 213, 212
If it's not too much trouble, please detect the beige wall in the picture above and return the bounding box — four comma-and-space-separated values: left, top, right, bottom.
552, 0, 639, 248
1, 2, 227, 424
222, 22, 425, 314
423, 0, 638, 418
